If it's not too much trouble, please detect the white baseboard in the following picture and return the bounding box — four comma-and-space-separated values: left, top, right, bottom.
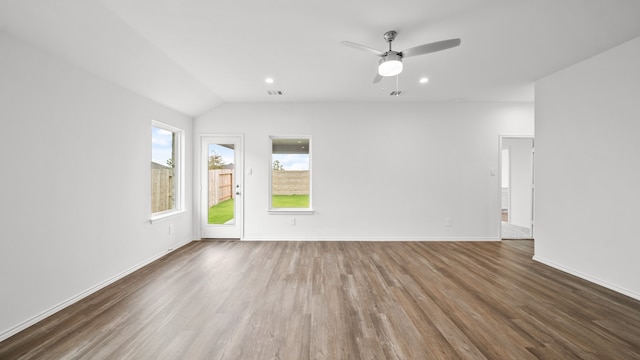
0, 239, 193, 343
240, 236, 501, 242
532, 256, 640, 301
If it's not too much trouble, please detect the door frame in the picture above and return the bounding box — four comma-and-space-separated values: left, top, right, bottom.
199, 134, 244, 239
499, 135, 535, 239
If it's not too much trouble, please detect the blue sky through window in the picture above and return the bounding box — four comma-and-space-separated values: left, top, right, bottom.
151, 127, 173, 166
273, 154, 309, 170
209, 144, 234, 165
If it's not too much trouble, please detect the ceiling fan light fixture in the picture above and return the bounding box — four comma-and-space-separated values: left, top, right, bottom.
378, 52, 403, 77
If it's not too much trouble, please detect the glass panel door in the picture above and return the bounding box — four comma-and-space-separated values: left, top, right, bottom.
201, 136, 243, 239
207, 143, 235, 225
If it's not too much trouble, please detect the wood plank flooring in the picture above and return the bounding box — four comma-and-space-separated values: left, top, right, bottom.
1, 240, 640, 359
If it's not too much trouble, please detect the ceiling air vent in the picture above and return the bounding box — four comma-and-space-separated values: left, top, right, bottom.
267, 90, 284, 96
389, 91, 403, 96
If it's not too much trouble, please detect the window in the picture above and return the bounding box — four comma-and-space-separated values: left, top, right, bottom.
269, 136, 312, 212
151, 121, 184, 221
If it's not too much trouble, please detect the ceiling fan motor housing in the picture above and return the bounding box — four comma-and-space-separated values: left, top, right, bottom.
379, 51, 403, 77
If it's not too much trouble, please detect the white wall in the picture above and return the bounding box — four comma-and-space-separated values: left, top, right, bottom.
535, 36, 640, 299
0, 31, 194, 340
195, 102, 534, 240
502, 138, 533, 228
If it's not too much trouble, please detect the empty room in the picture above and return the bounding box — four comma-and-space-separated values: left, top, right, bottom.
1, 0, 640, 359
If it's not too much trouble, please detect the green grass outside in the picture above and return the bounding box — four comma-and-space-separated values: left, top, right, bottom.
272, 195, 309, 208
208, 198, 234, 224
209, 195, 308, 224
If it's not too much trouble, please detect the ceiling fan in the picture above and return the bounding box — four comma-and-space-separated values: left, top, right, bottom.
340, 30, 461, 84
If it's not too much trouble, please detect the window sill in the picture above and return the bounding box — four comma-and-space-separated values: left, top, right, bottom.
150, 210, 186, 224
267, 209, 315, 215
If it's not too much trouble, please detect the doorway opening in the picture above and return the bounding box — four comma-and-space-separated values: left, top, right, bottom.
500, 136, 534, 239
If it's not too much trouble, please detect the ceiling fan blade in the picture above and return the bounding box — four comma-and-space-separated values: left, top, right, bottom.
401, 38, 461, 58
340, 41, 385, 56
373, 73, 382, 84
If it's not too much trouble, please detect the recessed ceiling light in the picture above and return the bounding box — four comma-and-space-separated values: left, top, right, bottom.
265, 78, 274, 84
419, 77, 429, 84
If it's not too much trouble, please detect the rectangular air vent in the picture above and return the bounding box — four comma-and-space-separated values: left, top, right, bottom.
390, 91, 403, 96
267, 90, 284, 96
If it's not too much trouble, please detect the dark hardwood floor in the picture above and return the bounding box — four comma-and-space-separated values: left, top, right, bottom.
2, 240, 640, 359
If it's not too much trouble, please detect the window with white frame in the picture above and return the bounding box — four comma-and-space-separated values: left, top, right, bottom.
151, 121, 184, 220
269, 136, 312, 211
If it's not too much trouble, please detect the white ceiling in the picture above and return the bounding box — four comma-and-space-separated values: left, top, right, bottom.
1, 0, 640, 117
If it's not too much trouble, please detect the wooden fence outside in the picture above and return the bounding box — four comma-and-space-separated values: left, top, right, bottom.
209, 169, 234, 208
154, 168, 310, 211
151, 167, 174, 213
272, 170, 310, 195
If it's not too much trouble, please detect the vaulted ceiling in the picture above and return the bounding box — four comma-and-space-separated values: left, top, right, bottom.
2, 0, 640, 116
